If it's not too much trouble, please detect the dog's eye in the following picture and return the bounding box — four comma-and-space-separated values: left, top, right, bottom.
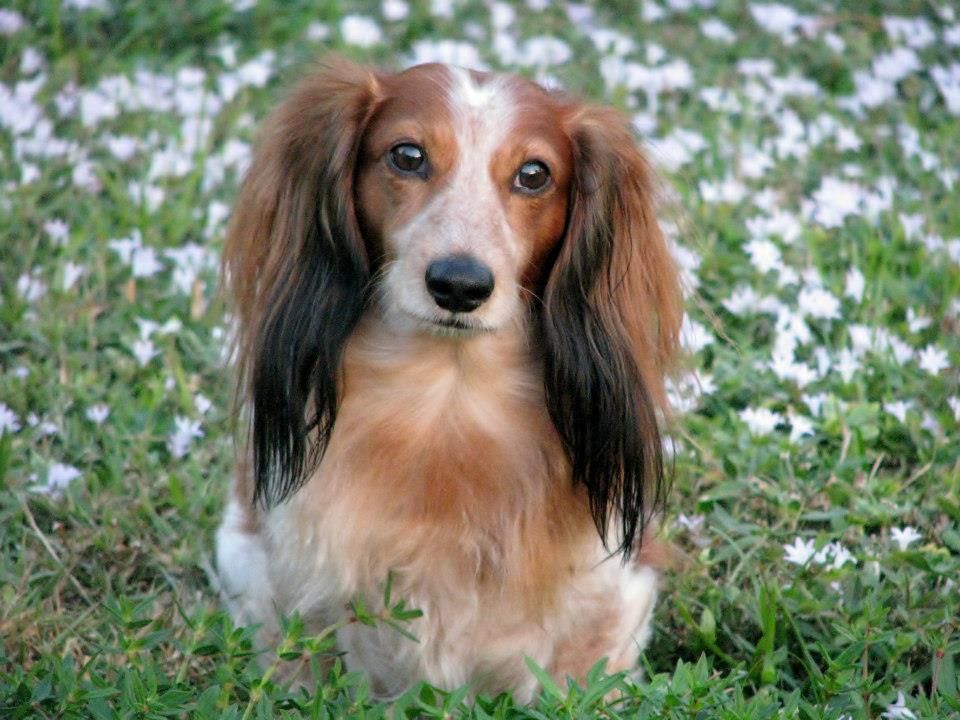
514, 160, 551, 193
389, 143, 426, 175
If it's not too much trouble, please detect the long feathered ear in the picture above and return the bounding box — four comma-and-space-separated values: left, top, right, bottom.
543, 105, 683, 560
223, 58, 381, 507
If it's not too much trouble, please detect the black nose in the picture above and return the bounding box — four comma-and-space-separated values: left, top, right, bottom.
425, 256, 495, 313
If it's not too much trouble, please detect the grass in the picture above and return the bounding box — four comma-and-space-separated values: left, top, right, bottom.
1, 0, 959, 717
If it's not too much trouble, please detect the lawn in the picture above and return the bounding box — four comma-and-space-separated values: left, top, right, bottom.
1, 0, 959, 717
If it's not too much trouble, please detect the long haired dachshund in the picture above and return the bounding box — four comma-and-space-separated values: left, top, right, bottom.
216, 57, 682, 701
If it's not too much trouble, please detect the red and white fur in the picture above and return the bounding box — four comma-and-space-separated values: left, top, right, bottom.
216, 58, 682, 701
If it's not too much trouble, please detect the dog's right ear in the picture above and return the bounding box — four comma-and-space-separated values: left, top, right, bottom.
223, 57, 382, 508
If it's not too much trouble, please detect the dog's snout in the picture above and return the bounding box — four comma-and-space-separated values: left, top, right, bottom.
425, 256, 495, 313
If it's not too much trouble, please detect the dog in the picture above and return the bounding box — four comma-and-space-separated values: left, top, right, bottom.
215, 56, 682, 701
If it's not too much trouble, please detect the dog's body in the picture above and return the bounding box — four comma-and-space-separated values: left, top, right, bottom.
216, 59, 681, 700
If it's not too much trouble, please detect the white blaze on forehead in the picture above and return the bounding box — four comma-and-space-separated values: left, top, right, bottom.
445, 66, 516, 166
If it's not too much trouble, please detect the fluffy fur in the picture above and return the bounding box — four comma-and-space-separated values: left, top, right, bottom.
216, 57, 682, 700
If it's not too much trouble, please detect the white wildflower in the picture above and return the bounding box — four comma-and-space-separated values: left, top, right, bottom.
0, 403, 21, 434
744, 238, 783, 274
845, 268, 865, 302
788, 414, 814, 443
739, 407, 783, 436
44, 219, 70, 245
700, 18, 735, 43
834, 349, 860, 383
168, 416, 203, 459
783, 537, 816, 565
906, 308, 931, 333
0, 9, 25, 35
383, 0, 410, 21
723, 286, 760, 315
17, 270, 47, 302
340, 15, 383, 47
680, 316, 713, 353
85, 404, 110, 425
408, 39, 484, 69
899, 212, 925, 241
805, 176, 863, 228
890, 527, 922, 551
131, 246, 163, 278
676, 514, 705, 540
872, 47, 920, 83
881, 691, 917, 719
798, 287, 841, 321
884, 401, 911, 423
305, 22, 330, 41
948, 396, 960, 422
917, 345, 949, 375
131, 338, 158, 367
931, 63, 960, 116
883, 16, 936, 49
62, 261, 85, 291
194, 394, 213, 415
31, 463, 82, 496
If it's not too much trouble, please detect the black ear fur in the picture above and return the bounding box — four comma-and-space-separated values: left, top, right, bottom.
251, 205, 369, 508
541, 122, 668, 560
242, 67, 378, 508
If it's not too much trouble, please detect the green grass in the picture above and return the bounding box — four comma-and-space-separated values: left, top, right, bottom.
2, 0, 959, 717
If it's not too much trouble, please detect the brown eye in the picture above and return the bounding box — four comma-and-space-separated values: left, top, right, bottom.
514, 160, 551, 193
389, 143, 426, 176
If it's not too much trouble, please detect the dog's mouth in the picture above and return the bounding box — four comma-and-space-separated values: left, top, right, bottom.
405, 311, 494, 337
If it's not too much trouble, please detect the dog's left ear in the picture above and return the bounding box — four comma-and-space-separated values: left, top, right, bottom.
223, 58, 382, 507
543, 104, 682, 559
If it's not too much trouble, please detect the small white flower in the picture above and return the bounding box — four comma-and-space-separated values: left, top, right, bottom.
899, 212, 925, 241
305, 22, 331, 41
798, 287, 841, 321
0, 403, 21, 434
131, 246, 163, 278
382, 0, 409, 21
131, 338, 158, 367
884, 400, 911, 423
739, 407, 783, 436
63, 261, 86, 291
906, 308, 931, 333
44, 219, 70, 245
36, 420, 59, 437
881, 691, 916, 719
948, 396, 960, 422
834, 349, 860, 383
890, 526, 921, 551
0, 9, 26, 35
788, 414, 814, 443
340, 15, 383, 47
723, 286, 760, 315
194, 393, 212, 415
917, 345, 949, 375
822, 542, 856, 570
676, 513, 705, 533
17, 271, 47, 303
744, 238, 783, 274
845, 268, 865, 302
680, 316, 713, 353
31, 463, 82, 496
700, 18, 735, 43
783, 537, 817, 565
168, 416, 203, 458
86, 404, 110, 425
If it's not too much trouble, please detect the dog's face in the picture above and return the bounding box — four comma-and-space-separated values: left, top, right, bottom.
225, 58, 683, 558
355, 65, 573, 335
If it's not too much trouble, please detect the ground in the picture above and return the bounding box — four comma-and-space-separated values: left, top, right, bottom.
1, 0, 959, 718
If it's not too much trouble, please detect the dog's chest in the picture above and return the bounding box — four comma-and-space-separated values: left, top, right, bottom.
263, 331, 588, 614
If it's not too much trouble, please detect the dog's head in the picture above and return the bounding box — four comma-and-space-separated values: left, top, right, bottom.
225, 58, 682, 557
